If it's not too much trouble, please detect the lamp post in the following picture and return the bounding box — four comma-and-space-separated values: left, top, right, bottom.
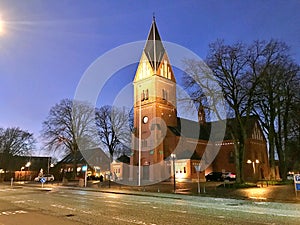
20, 166, 25, 181
171, 153, 176, 193
247, 159, 259, 176
47, 157, 50, 174
138, 96, 142, 186
25, 162, 31, 181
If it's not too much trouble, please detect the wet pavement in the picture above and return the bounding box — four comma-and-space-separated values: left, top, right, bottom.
2, 180, 300, 203
85, 180, 300, 203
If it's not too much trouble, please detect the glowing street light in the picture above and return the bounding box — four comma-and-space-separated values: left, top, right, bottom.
25, 162, 31, 168
24, 162, 31, 181
247, 159, 259, 174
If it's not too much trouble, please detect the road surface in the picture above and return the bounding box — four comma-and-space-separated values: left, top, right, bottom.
0, 185, 299, 224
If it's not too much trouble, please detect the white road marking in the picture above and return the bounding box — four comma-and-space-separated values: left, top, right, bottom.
11, 199, 39, 204
169, 209, 187, 214
0, 210, 27, 216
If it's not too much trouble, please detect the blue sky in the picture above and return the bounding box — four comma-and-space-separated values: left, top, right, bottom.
0, 0, 299, 154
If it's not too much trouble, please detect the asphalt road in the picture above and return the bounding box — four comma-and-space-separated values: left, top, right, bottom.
0, 185, 300, 225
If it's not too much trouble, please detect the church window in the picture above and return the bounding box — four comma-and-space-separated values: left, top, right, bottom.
162, 89, 168, 100
141, 90, 146, 101
141, 90, 145, 101
164, 60, 168, 78
167, 67, 171, 79
142, 140, 147, 147
151, 123, 161, 130
145, 89, 149, 100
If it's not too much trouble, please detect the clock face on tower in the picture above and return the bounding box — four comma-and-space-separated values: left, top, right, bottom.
143, 116, 149, 124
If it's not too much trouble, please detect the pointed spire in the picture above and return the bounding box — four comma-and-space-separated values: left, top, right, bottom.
144, 17, 165, 73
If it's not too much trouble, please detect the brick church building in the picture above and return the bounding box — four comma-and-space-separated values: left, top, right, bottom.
127, 18, 270, 185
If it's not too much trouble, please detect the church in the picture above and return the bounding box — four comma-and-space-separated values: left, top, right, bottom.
119, 18, 270, 185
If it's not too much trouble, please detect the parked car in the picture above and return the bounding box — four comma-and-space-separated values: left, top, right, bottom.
205, 172, 223, 181
287, 174, 294, 180
222, 172, 236, 181
34, 174, 55, 182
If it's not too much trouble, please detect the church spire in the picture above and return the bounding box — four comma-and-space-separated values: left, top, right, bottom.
144, 17, 165, 73
134, 18, 176, 83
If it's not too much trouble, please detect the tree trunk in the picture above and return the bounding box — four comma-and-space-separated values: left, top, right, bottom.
234, 141, 241, 183
73, 150, 77, 180
268, 125, 276, 179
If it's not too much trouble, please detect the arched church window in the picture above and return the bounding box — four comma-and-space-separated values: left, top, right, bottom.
151, 123, 161, 130
162, 89, 168, 100
141, 90, 145, 101
145, 89, 149, 100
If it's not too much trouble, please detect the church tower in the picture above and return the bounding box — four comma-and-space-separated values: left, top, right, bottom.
131, 18, 177, 182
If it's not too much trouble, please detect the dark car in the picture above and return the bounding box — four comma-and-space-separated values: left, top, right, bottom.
205, 172, 223, 181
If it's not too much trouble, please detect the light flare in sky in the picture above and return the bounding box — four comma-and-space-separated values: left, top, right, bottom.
0, 15, 4, 34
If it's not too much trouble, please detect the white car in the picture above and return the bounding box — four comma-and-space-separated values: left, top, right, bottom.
34, 174, 55, 182
287, 174, 294, 180
222, 172, 236, 181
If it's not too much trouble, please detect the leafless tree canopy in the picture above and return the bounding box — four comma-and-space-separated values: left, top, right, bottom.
95, 105, 132, 161
183, 39, 300, 181
41, 99, 98, 163
0, 127, 35, 171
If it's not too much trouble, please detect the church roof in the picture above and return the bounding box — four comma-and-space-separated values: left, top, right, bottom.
169, 115, 262, 142
57, 148, 110, 169
144, 18, 166, 72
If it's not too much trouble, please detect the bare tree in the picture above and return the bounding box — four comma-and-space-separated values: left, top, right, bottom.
41, 99, 98, 179
184, 40, 259, 183
184, 39, 299, 182
0, 127, 35, 174
286, 98, 300, 172
95, 105, 131, 162
250, 40, 300, 179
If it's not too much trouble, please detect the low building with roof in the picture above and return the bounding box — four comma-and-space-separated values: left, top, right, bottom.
54, 148, 110, 181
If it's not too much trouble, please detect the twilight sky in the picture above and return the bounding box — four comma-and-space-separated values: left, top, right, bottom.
0, 0, 299, 154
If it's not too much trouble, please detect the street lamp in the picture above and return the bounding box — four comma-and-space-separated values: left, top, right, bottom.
47, 157, 54, 174
138, 95, 142, 186
171, 153, 176, 193
25, 162, 31, 181
20, 166, 25, 181
25, 162, 31, 168
247, 159, 259, 174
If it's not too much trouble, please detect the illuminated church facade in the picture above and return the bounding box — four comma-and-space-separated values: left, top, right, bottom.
124, 18, 270, 184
